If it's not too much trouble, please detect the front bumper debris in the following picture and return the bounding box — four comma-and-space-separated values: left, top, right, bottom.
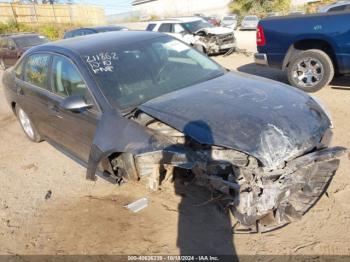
133, 145, 346, 233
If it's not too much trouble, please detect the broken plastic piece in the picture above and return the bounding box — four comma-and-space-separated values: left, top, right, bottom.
124, 197, 149, 213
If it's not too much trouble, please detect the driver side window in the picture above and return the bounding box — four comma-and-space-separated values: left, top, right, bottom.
51, 55, 93, 104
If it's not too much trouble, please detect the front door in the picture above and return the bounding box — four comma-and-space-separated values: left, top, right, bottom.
45, 54, 99, 162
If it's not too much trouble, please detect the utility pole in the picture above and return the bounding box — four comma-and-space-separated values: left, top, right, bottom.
10, 2, 17, 23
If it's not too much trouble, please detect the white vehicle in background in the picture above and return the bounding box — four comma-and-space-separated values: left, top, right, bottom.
221, 15, 238, 30
146, 17, 236, 54
317, 0, 350, 12
240, 15, 259, 30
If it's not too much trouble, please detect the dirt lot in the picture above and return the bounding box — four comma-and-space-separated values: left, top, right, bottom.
0, 51, 349, 257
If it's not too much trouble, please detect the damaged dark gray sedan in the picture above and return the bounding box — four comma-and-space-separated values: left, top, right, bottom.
3, 31, 346, 233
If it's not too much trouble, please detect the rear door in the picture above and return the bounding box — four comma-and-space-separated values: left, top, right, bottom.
45, 54, 99, 162
16, 53, 52, 136
158, 23, 192, 44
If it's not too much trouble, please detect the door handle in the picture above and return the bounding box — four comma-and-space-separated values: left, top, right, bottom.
48, 104, 63, 119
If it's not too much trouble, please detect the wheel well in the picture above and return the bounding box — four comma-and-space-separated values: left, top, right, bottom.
285, 39, 338, 72
11, 102, 16, 115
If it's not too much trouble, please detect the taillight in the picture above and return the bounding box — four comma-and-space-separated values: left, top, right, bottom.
257, 25, 266, 46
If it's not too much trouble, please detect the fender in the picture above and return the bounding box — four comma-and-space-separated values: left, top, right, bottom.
86, 110, 172, 181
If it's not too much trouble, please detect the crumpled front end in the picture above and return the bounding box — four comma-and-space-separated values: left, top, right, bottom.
127, 116, 346, 233
194, 29, 236, 54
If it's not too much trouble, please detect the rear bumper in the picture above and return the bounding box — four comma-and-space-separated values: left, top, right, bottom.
254, 53, 268, 66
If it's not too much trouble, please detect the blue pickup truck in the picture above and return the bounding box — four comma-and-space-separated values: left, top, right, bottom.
254, 12, 350, 92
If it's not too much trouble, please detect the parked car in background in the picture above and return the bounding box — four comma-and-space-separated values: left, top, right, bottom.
3, 31, 345, 233
318, 0, 350, 12
0, 33, 49, 70
288, 10, 305, 15
63, 25, 128, 39
221, 15, 238, 30
266, 12, 280, 17
240, 15, 259, 30
202, 16, 221, 26
146, 17, 236, 54
255, 12, 350, 92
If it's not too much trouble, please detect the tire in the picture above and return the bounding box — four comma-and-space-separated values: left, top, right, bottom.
16, 105, 42, 143
287, 49, 334, 93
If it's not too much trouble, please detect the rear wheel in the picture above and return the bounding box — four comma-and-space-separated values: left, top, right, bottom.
16, 106, 42, 143
287, 49, 334, 92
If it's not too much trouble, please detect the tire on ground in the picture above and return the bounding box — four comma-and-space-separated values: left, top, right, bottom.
287, 49, 334, 93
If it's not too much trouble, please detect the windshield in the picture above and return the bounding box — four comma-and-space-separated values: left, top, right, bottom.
181, 19, 212, 33
244, 16, 258, 21
83, 36, 225, 110
223, 16, 236, 21
14, 35, 48, 48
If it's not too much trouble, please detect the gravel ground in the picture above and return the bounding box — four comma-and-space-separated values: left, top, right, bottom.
0, 50, 349, 257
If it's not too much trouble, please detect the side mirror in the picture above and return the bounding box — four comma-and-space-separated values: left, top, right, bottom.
60, 95, 93, 112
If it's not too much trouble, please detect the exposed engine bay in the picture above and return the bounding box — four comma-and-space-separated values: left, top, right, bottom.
107, 111, 346, 233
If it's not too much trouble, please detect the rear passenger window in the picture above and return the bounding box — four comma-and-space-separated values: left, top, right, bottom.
51, 55, 93, 103
146, 24, 156, 31
24, 54, 50, 89
158, 23, 173, 33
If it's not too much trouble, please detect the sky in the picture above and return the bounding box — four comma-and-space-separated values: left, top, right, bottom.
77, 0, 133, 15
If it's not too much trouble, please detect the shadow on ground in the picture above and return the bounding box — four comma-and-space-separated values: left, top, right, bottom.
237, 63, 350, 90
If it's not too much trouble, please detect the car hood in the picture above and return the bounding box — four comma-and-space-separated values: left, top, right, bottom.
196, 26, 233, 35
139, 72, 332, 168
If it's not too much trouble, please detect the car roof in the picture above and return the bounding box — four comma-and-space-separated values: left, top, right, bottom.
244, 15, 258, 18
29, 30, 164, 57
151, 17, 202, 23
1, 33, 43, 39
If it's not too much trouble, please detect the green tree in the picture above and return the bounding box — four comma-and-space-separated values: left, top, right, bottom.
229, 0, 291, 17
